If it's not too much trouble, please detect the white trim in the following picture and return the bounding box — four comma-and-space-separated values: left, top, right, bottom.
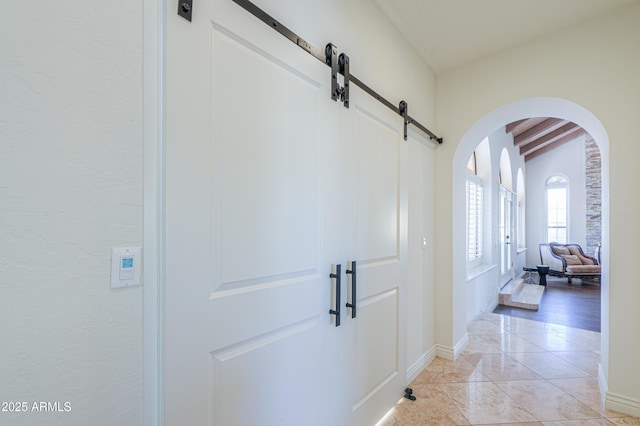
406, 346, 436, 384
454, 333, 469, 359
143, 0, 164, 424
598, 363, 608, 404
485, 298, 499, 314
605, 391, 640, 418
435, 344, 454, 361
599, 365, 640, 417
435, 333, 469, 361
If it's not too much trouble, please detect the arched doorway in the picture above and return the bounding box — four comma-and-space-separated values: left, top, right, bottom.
451, 96, 609, 379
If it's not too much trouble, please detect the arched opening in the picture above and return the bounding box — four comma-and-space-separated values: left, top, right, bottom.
451, 97, 609, 380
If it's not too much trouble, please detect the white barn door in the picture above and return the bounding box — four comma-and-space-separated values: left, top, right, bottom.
164, 1, 407, 424
339, 87, 408, 425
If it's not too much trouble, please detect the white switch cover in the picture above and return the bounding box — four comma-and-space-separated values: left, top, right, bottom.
111, 247, 142, 288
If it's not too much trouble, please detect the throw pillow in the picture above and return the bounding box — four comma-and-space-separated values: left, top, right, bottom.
568, 246, 581, 256
562, 254, 582, 265
552, 246, 571, 256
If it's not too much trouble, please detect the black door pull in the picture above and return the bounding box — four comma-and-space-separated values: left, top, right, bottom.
329, 264, 341, 327
346, 261, 357, 318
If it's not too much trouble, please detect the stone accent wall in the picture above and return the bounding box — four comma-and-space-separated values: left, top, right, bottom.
585, 135, 602, 258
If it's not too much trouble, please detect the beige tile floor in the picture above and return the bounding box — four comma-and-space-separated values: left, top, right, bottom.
379, 312, 640, 425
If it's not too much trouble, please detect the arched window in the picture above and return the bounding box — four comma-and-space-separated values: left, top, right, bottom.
546, 175, 569, 243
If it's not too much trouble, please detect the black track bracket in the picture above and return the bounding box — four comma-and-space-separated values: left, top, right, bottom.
325, 44, 349, 108
177, 0, 193, 21
399, 101, 409, 141
339, 53, 350, 108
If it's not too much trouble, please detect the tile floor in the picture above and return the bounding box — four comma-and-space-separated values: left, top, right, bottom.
379, 312, 640, 425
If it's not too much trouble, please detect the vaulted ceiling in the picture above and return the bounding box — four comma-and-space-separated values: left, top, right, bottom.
375, 0, 640, 73
373, 0, 629, 159
506, 118, 587, 162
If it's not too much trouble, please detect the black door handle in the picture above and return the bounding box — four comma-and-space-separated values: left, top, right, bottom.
329, 264, 341, 327
346, 261, 356, 318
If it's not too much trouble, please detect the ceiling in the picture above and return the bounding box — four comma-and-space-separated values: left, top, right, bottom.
375, 0, 640, 73
373, 0, 633, 159
506, 118, 586, 162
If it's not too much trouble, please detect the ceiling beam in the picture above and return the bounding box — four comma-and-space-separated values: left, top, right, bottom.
519, 122, 581, 156
524, 128, 587, 162
506, 119, 527, 134
506, 117, 547, 135
514, 118, 565, 146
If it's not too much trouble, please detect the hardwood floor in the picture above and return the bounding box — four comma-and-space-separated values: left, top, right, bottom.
493, 275, 601, 332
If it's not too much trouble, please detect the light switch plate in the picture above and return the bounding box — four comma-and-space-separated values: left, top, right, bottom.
111, 247, 142, 288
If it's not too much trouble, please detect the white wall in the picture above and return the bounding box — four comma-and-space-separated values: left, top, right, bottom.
525, 136, 588, 266
435, 2, 640, 416
465, 268, 499, 324
463, 127, 526, 324
407, 132, 436, 377
0, 2, 143, 425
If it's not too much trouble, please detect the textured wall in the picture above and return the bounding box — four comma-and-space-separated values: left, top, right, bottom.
0, 1, 143, 425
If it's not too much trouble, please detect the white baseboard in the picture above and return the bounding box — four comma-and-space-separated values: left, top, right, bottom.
605, 391, 640, 417
486, 298, 498, 313
597, 363, 607, 404
435, 344, 454, 360
599, 363, 640, 417
406, 346, 436, 383
435, 333, 469, 361
454, 333, 469, 359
